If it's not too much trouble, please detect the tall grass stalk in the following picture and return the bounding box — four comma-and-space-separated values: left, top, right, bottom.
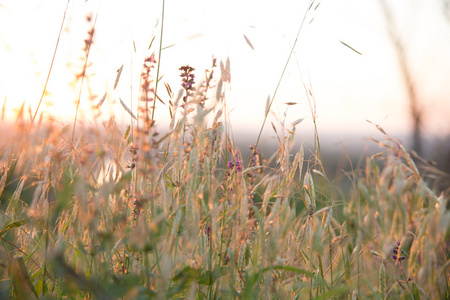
72, 10, 99, 143
151, 0, 165, 123
251, 0, 313, 162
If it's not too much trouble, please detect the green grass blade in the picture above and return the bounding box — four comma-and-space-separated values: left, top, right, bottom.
0, 218, 30, 237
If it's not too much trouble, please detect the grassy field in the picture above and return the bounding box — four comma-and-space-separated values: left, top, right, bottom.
1, 3, 449, 300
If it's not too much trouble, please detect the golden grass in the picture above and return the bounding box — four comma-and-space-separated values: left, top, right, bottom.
0, 2, 449, 299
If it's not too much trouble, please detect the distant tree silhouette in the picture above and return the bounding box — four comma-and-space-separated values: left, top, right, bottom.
442, 0, 450, 21
378, 0, 424, 156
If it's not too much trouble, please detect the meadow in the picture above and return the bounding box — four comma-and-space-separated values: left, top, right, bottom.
1, 3, 449, 300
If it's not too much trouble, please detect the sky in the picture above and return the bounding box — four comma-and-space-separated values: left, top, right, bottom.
1, 0, 450, 148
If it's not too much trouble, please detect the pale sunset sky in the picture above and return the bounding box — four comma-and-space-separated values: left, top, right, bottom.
1, 0, 450, 146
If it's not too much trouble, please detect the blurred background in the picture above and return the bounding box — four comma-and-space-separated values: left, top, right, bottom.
1, 0, 450, 174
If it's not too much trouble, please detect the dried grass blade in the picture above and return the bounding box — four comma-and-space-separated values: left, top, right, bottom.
313, 206, 332, 216
111, 155, 125, 176
225, 57, 231, 83
155, 93, 165, 104
219, 58, 231, 83
164, 82, 172, 97
369, 138, 396, 151
28, 105, 32, 122
340, 41, 362, 55
243, 34, 255, 50
400, 144, 420, 177
123, 125, 131, 141
271, 122, 282, 147
119, 98, 137, 120
96, 92, 107, 108
291, 118, 304, 127
0, 171, 7, 197
265, 95, 271, 116
244, 166, 263, 175
304, 171, 315, 201
298, 146, 304, 177
288, 151, 301, 182
155, 129, 174, 145
114, 65, 124, 90
216, 80, 223, 101
370, 151, 386, 160
214, 108, 222, 123
162, 44, 175, 50
148, 36, 156, 50
12, 177, 25, 201
220, 60, 224, 76
271, 121, 278, 135
312, 168, 325, 177
376, 124, 387, 135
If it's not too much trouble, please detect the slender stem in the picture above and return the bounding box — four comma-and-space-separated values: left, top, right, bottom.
72, 71, 87, 142
178, 90, 188, 182
32, 0, 70, 125
130, 55, 134, 142
72, 9, 100, 143
151, 0, 165, 122
251, 0, 312, 162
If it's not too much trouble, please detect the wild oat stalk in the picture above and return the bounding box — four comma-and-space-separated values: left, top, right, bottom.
72, 11, 99, 144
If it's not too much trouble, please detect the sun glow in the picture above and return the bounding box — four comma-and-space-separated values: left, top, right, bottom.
1, 0, 450, 141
